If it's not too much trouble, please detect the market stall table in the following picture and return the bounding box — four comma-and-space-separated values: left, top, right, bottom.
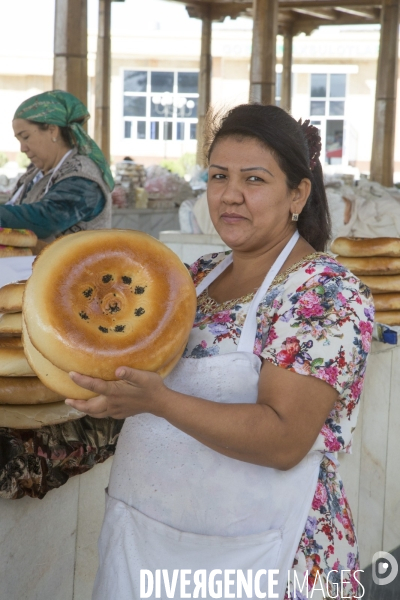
112, 206, 179, 238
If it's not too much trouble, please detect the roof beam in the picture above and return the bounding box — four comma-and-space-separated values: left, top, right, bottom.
334, 6, 377, 18
291, 8, 337, 19
279, 0, 381, 7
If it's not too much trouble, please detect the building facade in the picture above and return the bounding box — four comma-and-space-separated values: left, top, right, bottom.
0, 0, 399, 177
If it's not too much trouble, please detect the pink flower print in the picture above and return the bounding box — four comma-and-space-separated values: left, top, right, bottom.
350, 378, 363, 400
298, 291, 325, 318
254, 338, 262, 355
321, 424, 342, 452
337, 292, 347, 306
312, 481, 328, 510
305, 265, 316, 274
265, 326, 278, 347
212, 310, 231, 324
276, 336, 300, 366
317, 365, 339, 387
191, 262, 199, 275
200, 340, 207, 348
359, 320, 373, 352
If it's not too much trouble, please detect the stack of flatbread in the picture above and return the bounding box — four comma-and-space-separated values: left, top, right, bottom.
0, 280, 83, 428
0, 228, 37, 257
331, 237, 400, 325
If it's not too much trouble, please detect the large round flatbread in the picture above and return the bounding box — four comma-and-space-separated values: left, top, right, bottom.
0, 348, 35, 376
0, 313, 22, 336
22, 318, 95, 400
22, 317, 186, 400
23, 229, 196, 380
0, 401, 83, 429
375, 311, 400, 326
0, 227, 37, 247
331, 237, 400, 258
360, 275, 400, 294
0, 377, 63, 405
336, 256, 400, 276
0, 337, 23, 349
0, 282, 25, 313
0, 246, 32, 258
373, 294, 400, 312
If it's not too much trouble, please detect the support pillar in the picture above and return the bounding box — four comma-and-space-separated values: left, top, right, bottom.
370, 0, 400, 186
249, 0, 279, 104
280, 29, 293, 112
53, 0, 88, 106
196, 5, 212, 167
95, 0, 112, 163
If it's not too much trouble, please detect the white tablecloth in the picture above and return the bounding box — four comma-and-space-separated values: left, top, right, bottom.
0, 256, 35, 288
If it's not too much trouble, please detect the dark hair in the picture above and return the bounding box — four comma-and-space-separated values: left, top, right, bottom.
206, 104, 331, 251
28, 121, 81, 148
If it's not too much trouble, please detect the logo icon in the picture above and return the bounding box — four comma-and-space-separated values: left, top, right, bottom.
372, 551, 398, 586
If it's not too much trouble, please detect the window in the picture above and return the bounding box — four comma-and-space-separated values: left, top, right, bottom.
123, 69, 199, 142
310, 74, 346, 165
275, 73, 282, 107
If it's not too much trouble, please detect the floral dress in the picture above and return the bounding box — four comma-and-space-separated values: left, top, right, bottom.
186, 251, 374, 600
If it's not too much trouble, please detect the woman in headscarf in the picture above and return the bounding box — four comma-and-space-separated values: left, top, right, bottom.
1, 90, 113, 241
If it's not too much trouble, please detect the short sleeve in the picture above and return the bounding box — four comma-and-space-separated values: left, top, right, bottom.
260, 257, 374, 399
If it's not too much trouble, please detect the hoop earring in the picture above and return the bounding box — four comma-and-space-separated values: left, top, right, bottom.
291, 213, 299, 222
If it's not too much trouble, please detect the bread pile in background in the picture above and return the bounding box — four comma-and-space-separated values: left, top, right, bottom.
331, 237, 400, 326
0, 280, 82, 428
0, 227, 37, 257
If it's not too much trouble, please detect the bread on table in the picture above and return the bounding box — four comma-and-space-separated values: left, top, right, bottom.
335, 256, 400, 276
0, 227, 37, 247
0, 281, 25, 313
360, 275, 400, 294
0, 377, 63, 405
374, 311, 400, 326
373, 294, 400, 312
0, 313, 22, 336
0, 337, 23, 349
331, 237, 400, 258
0, 401, 83, 429
0, 245, 32, 258
0, 348, 35, 377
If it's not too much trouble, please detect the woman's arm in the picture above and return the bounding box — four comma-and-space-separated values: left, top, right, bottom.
0, 177, 105, 239
65, 363, 337, 471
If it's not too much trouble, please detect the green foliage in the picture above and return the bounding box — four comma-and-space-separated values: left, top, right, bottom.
160, 153, 196, 178
17, 153, 30, 169
0, 152, 8, 168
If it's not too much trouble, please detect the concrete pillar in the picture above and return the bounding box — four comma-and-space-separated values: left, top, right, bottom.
95, 0, 112, 162
196, 5, 212, 167
370, 0, 400, 186
280, 29, 293, 112
249, 0, 279, 104
53, 0, 88, 106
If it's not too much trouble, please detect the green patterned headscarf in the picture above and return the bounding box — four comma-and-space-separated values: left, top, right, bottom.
14, 90, 114, 190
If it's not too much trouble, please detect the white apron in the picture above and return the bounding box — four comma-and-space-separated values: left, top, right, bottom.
93, 232, 322, 600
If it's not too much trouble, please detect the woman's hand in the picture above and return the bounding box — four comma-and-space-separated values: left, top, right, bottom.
65, 367, 167, 419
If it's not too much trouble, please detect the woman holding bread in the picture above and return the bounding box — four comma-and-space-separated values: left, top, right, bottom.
0, 90, 113, 241
67, 105, 374, 600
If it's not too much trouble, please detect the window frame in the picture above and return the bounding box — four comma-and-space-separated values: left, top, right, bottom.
309, 73, 347, 166
122, 68, 199, 143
